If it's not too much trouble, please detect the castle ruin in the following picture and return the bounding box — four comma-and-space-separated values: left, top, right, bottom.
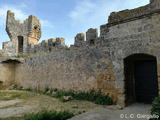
0, 0, 160, 107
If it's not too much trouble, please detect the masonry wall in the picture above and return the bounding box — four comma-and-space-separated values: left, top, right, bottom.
15, 48, 118, 102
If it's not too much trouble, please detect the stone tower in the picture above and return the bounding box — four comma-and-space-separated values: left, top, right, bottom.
4, 10, 41, 56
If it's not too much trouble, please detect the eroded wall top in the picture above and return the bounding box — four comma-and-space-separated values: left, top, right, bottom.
6, 10, 41, 43
108, 0, 160, 25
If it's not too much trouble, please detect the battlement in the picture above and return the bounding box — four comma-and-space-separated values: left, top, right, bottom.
86, 28, 98, 46
3, 0, 159, 57
27, 37, 66, 54
74, 33, 85, 47
74, 28, 98, 48
7, 10, 40, 25
3, 11, 100, 56
28, 15, 40, 22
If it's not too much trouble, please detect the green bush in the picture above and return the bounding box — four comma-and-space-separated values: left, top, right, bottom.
53, 88, 58, 92
44, 88, 50, 93
49, 89, 54, 94
23, 110, 74, 120
151, 95, 160, 120
26, 88, 32, 92
54, 90, 113, 105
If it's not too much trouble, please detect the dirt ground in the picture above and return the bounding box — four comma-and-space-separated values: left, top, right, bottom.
0, 90, 104, 119
69, 103, 152, 120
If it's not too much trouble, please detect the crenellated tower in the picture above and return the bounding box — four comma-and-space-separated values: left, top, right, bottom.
4, 10, 41, 56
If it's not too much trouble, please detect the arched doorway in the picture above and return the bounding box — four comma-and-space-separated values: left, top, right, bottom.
124, 54, 158, 105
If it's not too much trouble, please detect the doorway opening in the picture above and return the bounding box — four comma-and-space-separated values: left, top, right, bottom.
124, 54, 158, 105
89, 39, 95, 46
18, 36, 24, 53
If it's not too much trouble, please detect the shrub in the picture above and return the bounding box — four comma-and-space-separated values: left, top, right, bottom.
54, 90, 113, 105
23, 110, 74, 120
53, 88, 58, 92
44, 88, 50, 93
26, 88, 32, 92
151, 95, 160, 120
22, 88, 113, 105
49, 89, 54, 94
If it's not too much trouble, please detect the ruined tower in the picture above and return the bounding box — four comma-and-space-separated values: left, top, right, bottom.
4, 10, 41, 56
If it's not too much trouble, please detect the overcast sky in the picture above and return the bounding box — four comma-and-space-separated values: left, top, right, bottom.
0, 0, 149, 48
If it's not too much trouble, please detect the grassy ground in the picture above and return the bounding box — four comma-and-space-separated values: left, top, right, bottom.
0, 90, 34, 101
0, 90, 103, 120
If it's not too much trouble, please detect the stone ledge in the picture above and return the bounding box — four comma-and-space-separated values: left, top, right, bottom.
107, 8, 160, 27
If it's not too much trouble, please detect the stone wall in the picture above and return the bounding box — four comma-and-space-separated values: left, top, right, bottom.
14, 47, 118, 102
150, 0, 160, 10
100, 7, 160, 106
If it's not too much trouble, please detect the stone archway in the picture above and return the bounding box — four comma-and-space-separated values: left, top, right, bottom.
124, 54, 158, 105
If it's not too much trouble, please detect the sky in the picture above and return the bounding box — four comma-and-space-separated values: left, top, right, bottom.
0, 0, 149, 48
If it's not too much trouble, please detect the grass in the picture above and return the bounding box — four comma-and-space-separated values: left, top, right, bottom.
10, 86, 113, 105
2, 110, 74, 120
0, 89, 104, 120
23, 110, 74, 120
1, 117, 22, 120
0, 90, 33, 100
15, 54, 30, 58
13, 86, 113, 105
